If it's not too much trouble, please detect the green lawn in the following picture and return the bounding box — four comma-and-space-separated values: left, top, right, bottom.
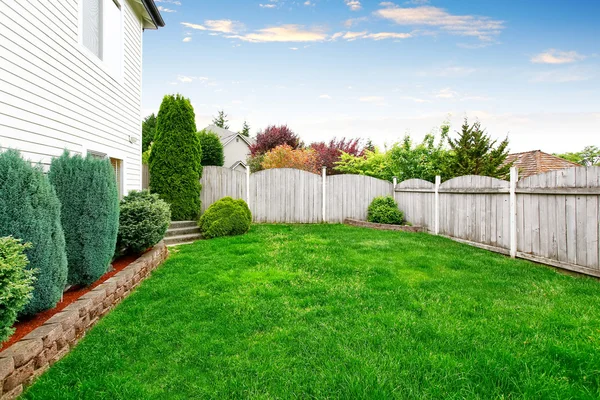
24, 225, 600, 399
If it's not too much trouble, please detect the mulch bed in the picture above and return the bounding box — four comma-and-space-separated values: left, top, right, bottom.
0, 253, 140, 352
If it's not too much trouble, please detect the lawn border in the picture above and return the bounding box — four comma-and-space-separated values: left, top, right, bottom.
0, 242, 169, 399
343, 218, 425, 233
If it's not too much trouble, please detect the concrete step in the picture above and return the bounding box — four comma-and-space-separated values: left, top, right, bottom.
165, 226, 200, 237
169, 220, 197, 229
164, 233, 203, 246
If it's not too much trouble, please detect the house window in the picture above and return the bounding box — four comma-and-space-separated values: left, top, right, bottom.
110, 158, 123, 198
81, 0, 123, 78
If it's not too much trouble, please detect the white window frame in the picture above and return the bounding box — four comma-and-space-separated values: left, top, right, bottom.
81, 142, 127, 198
78, 0, 125, 83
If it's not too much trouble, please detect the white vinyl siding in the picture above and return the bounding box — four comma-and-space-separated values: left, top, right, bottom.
0, 0, 143, 194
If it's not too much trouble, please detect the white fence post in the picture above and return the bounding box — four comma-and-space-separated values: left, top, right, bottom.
322, 166, 327, 223
246, 165, 251, 208
434, 175, 441, 235
509, 167, 518, 258
393, 176, 397, 193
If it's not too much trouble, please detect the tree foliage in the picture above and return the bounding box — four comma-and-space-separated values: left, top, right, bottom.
240, 121, 251, 137
555, 145, 600, 166
0, 236, 35, 343
0, 150, 67, 316
198, 197, 252, 239
149, 94, 203, 221
261, 145, 319, 174
212, 110, 230, 130
250, 125, 301, 157
49, 152, 120, 286
198, 130, 225, 167
310, 138, 364, 175
447, 119, 511, 179
142, 113, 157, 153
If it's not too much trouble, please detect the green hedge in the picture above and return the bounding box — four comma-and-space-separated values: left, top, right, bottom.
149, 94, 203, 221
0, 150, 68, 316
198, 197, 252, 239
198, 130, 224, 166
117, 190, 171, 255
367, 196, 404, 225
0, 236, 36, 343
49, 152, 119, 286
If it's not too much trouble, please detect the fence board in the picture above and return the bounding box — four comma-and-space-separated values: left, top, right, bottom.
327, 174, 393, 223
199, 166, 247, 213
394, 179, 435, 230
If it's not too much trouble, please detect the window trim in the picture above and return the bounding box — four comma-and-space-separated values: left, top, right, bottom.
78, 0, 125, 83
81, 143, 127, 197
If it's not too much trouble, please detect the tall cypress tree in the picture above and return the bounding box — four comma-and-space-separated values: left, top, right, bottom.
447, 119, 511, 179
149, 94, 203, 221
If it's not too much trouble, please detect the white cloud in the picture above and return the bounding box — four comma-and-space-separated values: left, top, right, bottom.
319, 94, 332, 99
181, 22, 206, 30
435, 88, 457, 98
290, 47, 299, 50
530, 68, 594, 83
531, 49, 586, 64
345, 0, 362, 11
374, 4, 504, 41
304, 1, 313, 5
259, 3, 276, 8
343, 17, 368, 28
182, 36, 192, 42
181, 20, 244, 34
157, 6, 176, 12
332, 31, 412, 41
227, 25, 328, 43
176, 75, 209, 83
155, 0, 181, 4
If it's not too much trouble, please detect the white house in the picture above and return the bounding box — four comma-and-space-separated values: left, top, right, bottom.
203, 125, 252, 173
0, 0, 164, 197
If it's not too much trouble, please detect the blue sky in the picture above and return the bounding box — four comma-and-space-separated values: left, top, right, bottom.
142, 0, 599, 153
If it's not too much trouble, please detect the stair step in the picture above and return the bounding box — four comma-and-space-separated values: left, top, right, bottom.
164, 233, 203, 246
169, 220, 197, 229
165, 226, 201, 237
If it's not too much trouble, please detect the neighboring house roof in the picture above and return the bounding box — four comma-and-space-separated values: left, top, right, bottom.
203, 125, 253, 147
134, 0, 165, 29
231, 160, 248, 170
505, 150, 580, 178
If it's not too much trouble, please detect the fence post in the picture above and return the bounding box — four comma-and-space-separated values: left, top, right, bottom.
434, 175, 441, 235
322, 166, 327, 223
246, 165, 251, 209
393, 176, 397, 193
509, 167, 518, 258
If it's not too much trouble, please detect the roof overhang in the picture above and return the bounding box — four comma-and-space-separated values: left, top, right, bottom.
132, 0, 165, 29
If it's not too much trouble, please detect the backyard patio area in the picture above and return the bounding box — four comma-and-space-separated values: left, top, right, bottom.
23, 224, 600, 399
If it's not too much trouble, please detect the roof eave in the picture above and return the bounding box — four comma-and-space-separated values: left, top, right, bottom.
141, 0, 165, 29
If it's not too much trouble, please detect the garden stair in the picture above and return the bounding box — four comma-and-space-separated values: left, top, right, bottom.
164, 221, 202, 246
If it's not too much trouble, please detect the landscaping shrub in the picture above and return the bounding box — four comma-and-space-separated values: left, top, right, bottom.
198, 130, 225, 166
367, 196, 404, 225
0, 150, 68, 316
149, 94, 202, 221
0, 237, 36, 343
198, 197, 251, 239
117, 190, 171, 255
49, 152, 119, 286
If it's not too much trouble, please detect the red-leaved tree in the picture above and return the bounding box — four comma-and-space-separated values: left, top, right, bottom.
310, 138, 364, 175
250, 125, 301, 156
261, 145, 319, 174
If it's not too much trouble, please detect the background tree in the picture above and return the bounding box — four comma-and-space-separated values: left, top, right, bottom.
198, 129, 225, 166
142, 113, 157, 153
261, 145, 319, 174
446, 119, 511, 179
250, 125, 301, 156
310, 138, 364, 175
0, 150, 68, 316
149, 94, 203, 221
335, 149, 394, 181
555, 145, 600, 166
212, 110, 230, 130
240, 121, 251, 137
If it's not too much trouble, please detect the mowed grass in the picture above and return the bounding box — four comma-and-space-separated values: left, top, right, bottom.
24, 225, 600, 399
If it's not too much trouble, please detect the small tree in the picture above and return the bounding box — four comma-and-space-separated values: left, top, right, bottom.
261, 145, 319, 174
556, 145, 600, 166
0, 150, 67, 316
240, 121, 251, 137
212, 110, 230, 130
198, 130, 225, 166
142, 113, 157, 153
149, 94, 203, 221
250, 125, 301, 157
310, 138, 364, 175
447, 119, 511, 179
49, 152, 120, 286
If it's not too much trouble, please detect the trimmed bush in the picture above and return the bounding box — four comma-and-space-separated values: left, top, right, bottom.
49, 152, 120, 286
117, 190, 171, 255
0, 150, 67, 316
367, 196, 404, 225
149, 94, 202, 221
198, 130, 225, 166
0, 236, 36, 343
199, 197, 252, 239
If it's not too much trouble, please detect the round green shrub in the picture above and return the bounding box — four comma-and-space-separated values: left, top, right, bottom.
367, 196, 404, 225
149, 94, 203, 221
0, 236, 36, 343
198, 130, 224, 166
198, 197, 252, 239
117, 190, 171, 255
49, 152, 120, 286
0, 150, 68, 316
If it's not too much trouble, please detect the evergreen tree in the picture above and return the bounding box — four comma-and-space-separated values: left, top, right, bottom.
142, 113, 157, 153
364, 139, 376, 153
447, 119, 511, 179
240, 121, 251, 137
198, 130, 225, 166
212, 110, 230, 130
149, 94, 203, 221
